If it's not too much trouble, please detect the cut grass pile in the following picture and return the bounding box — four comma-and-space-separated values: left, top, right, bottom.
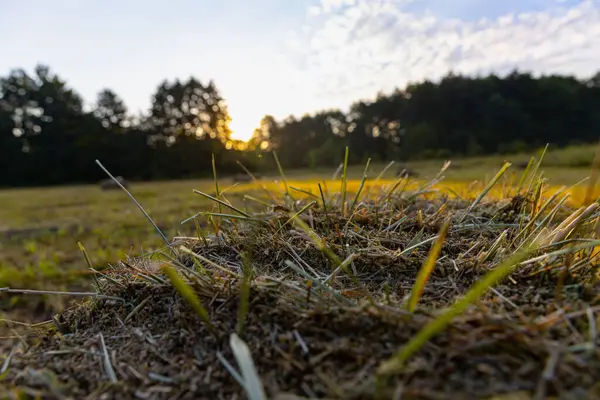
1, 150, 600, 399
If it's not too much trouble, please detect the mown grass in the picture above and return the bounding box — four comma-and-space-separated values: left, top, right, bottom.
0, 148, 596, 323
0, 145, 599, 399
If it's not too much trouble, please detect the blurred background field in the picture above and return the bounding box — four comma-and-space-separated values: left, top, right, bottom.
1, 144, 597, 295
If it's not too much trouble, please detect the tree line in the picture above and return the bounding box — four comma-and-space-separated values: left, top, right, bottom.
253, 71, 600, 169
1, 64, 599, 187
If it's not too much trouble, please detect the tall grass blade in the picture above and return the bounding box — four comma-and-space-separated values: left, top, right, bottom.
193, 190, 251, 218
236, 160, 276, 202
78, 242, 101, 291
515, 156, 535, 194
211, 154, 222, 234
364, 160, 395, 199
350, 158, 371, 213
276, 201, 316, 234
526, 144, 549, 195
406, 219, 451, 312
341, 146, 349, 216
95, 159, 170, 248
459, 162, 511, 223
243, 195, 271, 208
212, 154, 222, 213
162, 265, 214, 332
273, 151, 292, 202
383, 175, 410, 203
290, 186, 320, 199
194, 212, 265, 224
318, 183, 330, 230
236, 251, 253, 335
378, 246, 535, 376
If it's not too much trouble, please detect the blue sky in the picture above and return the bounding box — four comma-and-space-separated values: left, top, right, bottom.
1, 0, 599, 140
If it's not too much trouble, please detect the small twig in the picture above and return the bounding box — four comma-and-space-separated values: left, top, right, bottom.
293, 330, 309, 355
534, 348, 560, 400
587, 307, 597, 350
1, 345, 17, 374
124, 296, 152, 323
489, 287, 519, 309
0, 287, 124, 301
216, 351, 245, 387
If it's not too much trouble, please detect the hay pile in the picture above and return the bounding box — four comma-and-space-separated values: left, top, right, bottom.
1, 165, 599, 399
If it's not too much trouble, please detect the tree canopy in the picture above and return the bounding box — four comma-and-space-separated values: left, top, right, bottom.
1, 64, 599, 187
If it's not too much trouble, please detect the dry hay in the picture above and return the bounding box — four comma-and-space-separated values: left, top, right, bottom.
1, 167, 600, 399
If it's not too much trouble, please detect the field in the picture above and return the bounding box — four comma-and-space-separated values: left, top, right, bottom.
1, 146, 595, 289
1, 145, 599, 398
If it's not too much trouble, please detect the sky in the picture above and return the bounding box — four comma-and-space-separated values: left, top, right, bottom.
1, 0, 599, 141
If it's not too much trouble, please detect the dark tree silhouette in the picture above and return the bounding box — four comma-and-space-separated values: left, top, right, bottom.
1, 64, 599, 188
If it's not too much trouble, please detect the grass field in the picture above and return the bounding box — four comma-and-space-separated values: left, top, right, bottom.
1, 145, 595, 285
1, 145, 599, 398
0, 147, 596, 318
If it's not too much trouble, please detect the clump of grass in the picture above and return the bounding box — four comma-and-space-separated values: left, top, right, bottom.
3, 147, 600, 399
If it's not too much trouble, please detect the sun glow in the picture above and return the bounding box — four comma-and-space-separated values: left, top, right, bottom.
228, 106, 260, 142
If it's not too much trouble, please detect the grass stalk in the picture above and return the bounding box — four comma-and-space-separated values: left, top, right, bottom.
406, 219, 451, 312
341, 147, 349, 216
162, 265, 215, 333
378, 245, 535, 376
95, 159, 170, 248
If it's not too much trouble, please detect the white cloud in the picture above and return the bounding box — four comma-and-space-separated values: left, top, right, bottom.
308, 5, 322, 16
282, 0, 600, 115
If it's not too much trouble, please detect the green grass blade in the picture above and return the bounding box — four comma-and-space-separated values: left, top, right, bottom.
243, 195, 272, 208
276, 201, 316, 234
273, 151, 293, 202
236, 251, 253, 335
378, 246, 535, 376
341, 146, 349, 216
525, 144, 549, 196
290, 214, 341, 264
193, 189, 252, 218
510, 187, 566, 247
364, 160, 395, 199
290, 186, 320, 199
350, 158, 371, 213
515, 156, 535, 194
318, 183, 330, 230
383, 174, 411, 203
162, 265, 214, 332
406, 219, 451, 312
459, 162, 511, 223
212, 154, 222, 213
195, 212, 266, 224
